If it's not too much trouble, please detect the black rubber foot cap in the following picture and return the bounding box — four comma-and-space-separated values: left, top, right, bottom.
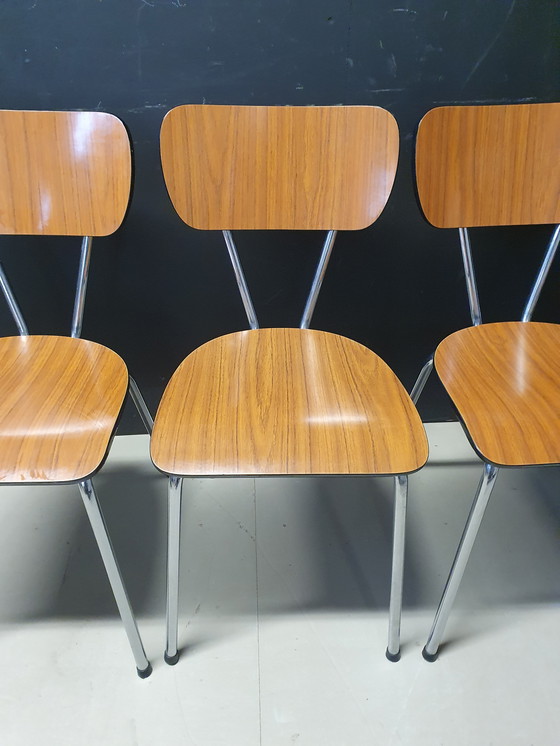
164, 651, 180, 666
422, 646, 438, 663
385, 648, 401, 663
137, 663, 153, 679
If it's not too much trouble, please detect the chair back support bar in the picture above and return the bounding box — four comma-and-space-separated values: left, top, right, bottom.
458, 227, 482, 326
0, 263, 28, 335
416, 103, 560, 228
71, 236, 93, 338
222, 229, 260, 329
160, 105, 399, 231
300, 229, 337, 329
522, 224, 560, 321
0, 110, 131, 236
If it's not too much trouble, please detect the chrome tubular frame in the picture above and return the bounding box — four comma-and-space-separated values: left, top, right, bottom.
459, 228, 482, 326
71, 236, 93, 339
0, 262, 29, 335
522, 224, 560, 322
128, 376, 154, 434
165, 475, 183, 665
222, 229, 338, 331
410, 228, 481, 405
78, 478, 152, 678
386, 474, 408, 662
410, 355, 434, 405
300, 230, 337, 329
222, 230, 259, 330
422, 462, 499, 661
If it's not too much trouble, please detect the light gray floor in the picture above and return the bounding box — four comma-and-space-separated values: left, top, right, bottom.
0, 423, 558, 745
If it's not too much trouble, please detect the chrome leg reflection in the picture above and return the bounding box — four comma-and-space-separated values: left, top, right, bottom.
128, 376, 154, 434
423, 462, 499, 661
165, 476, 183, 665
78, 479, 151, 678
410, 356, 434, 405
386, 474, 408, 662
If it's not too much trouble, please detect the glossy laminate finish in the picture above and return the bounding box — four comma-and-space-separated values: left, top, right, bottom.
0, 336, 128, 482
151, 328, 428, 477
160, 105, 399, 230
416, 103, 560, 228
435, 321, 560, 466
0, 110, 131, 236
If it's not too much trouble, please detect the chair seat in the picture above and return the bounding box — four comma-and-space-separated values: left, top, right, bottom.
151, 327, 428, 477
435, 321, 560, 466
0, 335, 128, 483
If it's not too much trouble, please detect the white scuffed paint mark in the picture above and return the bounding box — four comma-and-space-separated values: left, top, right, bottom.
462, 0, 517, 88
126, 103, 168, 114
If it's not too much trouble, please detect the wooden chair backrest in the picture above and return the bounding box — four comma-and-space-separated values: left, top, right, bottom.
416, 103, 560, 228
0, 110, 131, 236
160, 105, 399, 230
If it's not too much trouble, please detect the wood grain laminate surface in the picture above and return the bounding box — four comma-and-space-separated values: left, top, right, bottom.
0, 336, 128, 483
160, 105, 399, 230
416, 103, 560, 228
0, 110, 131, 236
151, 328, 428, 476
435, 322, 560, 466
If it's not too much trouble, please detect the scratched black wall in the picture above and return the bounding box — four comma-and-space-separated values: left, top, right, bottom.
0, 0, 558, 431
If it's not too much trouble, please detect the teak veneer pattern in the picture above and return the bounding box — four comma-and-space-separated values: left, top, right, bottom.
416, 103, 560, 228
0, 110, 131, 236
151, 328, 428, 477
160, 105, 399, 230
435, 321, 560, 467
0, 335, 128, 483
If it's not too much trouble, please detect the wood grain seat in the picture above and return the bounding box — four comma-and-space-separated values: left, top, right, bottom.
435, 322, 560, 467
151, 328, 428, 477
0, 335, 128, 483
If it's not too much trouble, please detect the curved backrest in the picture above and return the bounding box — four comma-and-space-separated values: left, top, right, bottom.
416, 103, 560, 228
160, 105, 399, 230
0, 110, 131, 236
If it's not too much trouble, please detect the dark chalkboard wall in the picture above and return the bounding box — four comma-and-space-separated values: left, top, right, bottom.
0, 0, 558, 432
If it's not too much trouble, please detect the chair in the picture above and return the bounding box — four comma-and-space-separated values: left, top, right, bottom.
413, 102, 560, 661
153, 104, 428, 665
0, 109, 152, 677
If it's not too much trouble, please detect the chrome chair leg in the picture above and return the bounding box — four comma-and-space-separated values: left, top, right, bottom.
128, 376, 154, 434
165, 475, 183, 665
423, 462, 499, 661
78, 479, 152, 678
386, 474, 408, 662
410, 355, 434, 405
